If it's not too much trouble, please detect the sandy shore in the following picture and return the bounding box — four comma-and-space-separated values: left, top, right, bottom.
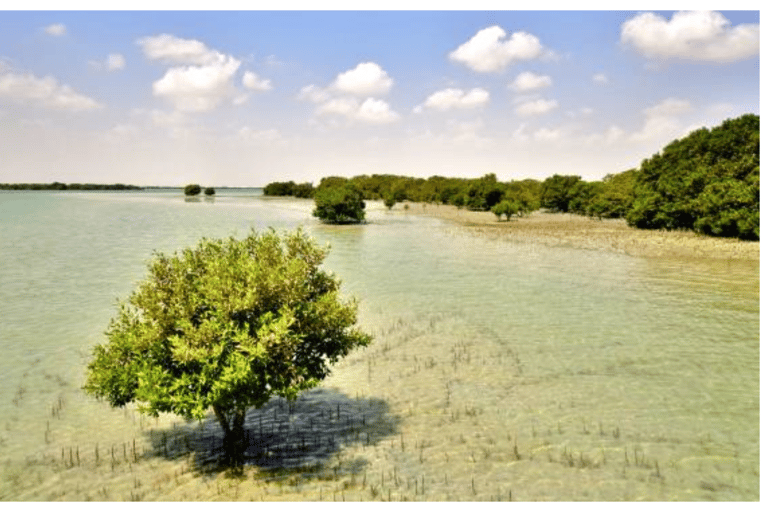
402, 203, 759, 261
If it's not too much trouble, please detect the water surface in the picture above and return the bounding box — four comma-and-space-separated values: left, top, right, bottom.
0, 190, 758, 500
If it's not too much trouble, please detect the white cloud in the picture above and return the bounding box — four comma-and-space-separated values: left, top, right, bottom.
138, 34, 243, 113
106, 54, 126, 71
331, 62, 393, 96
629, 97, 692, 142
297, 84, 330, 103
356, 98, 399, 123
317, 96, 398, 124
510, 71, 552, 92
301, 62, 397, 125
421, 87, 490, 111
592, 73, 608, 84
44, 24, 66, 37
0, 71, 101, 111
242, 71, 272, 91
450, 26, 545, 72
643, 97, 692, 118
137, 34, 221, 65
621, 10, 759, 63
584, 125, 626, 146
515, 98, 558, 117
317, 97, 359, 117
152, 56, 241, 112
533, 127, 561, 141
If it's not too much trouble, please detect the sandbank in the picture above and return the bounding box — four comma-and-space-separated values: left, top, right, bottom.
402, 203, 759, 261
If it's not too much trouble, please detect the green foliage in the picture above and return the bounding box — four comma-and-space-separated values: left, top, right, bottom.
567, 181, 604, 215
204, 187, 216, 196
540, 175, 583, 212
291, 182, 315, 198
491, 200, 519, 221
0, 182, 143, 190
586, 170, 638, 219
626, 114, 759, 240
84, 229, 372, 464
263, 181, 315, 198
383, 194, 397, 210
184, 184, 202, 196
312, 180, 367, 224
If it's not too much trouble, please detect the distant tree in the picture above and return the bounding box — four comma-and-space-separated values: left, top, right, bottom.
204, 187, 216, 196
540, 175, 582, 212
263, 181, 295, 196
184, 184, 202, 196
312, 182, 367, 224
491, 200, 520, 221
586, 170, 638, 219
567, 181, 604, 215
291, 182, 315, 199
83, 229, 372, 466
383, 194, 397, 210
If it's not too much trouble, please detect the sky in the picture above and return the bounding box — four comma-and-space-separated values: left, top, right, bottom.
0, 5, 761, 187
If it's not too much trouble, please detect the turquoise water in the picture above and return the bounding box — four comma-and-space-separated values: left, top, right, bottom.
0, 190, 759, 500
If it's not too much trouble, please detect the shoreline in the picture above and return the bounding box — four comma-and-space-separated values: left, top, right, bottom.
401, 202, 759, 261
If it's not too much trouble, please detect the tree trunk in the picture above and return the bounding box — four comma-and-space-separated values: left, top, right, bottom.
213, 405, 247, 466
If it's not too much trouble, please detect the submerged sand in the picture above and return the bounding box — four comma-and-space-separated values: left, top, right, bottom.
402, 203, 759, 261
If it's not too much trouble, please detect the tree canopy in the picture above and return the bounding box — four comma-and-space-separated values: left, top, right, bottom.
184, 184, 202, 196
312, 180, 367, 224
626, 113, 759, 240
84, 229, 372, 464
260, 114, 758, 240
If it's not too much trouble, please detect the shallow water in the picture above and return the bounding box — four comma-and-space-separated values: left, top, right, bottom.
0, 191, 759, 500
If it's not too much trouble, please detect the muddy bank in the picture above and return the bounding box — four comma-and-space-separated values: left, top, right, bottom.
400, 203, 759, 261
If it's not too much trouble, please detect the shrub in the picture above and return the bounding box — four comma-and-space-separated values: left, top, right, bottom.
184, 184, 202, 196
312, 184, 367, 224
83, 229, 372, 465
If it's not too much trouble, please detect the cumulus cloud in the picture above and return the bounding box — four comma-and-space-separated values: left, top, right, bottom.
621, 11, 759, 63
44, 24, 66, 36
515, 98, 558, 117
356, 98, 400, 123
0, 71, 101, 111
300, 61, 398, 125
331, 62, 393, 96
317, 96, 399, 124
450, 26, 545, 72
137, 34, 222, 65
138, 34, 245, 113
630, 97, 692, 142
242, 71, 272, 91
510, 71, 552, 92
297, 84, 330, 103
592, 73, 608, 84
419, 87, 490, 111
152, 57, 241, 112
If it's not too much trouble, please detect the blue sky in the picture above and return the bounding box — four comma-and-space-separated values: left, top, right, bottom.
0, 6, 760, 186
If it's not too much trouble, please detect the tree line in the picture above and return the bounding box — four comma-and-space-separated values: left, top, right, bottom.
0, 182, 143, 190
264, 114, 758, 239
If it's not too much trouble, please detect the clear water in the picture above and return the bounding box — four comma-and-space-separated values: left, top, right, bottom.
0, 190, 759, 501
